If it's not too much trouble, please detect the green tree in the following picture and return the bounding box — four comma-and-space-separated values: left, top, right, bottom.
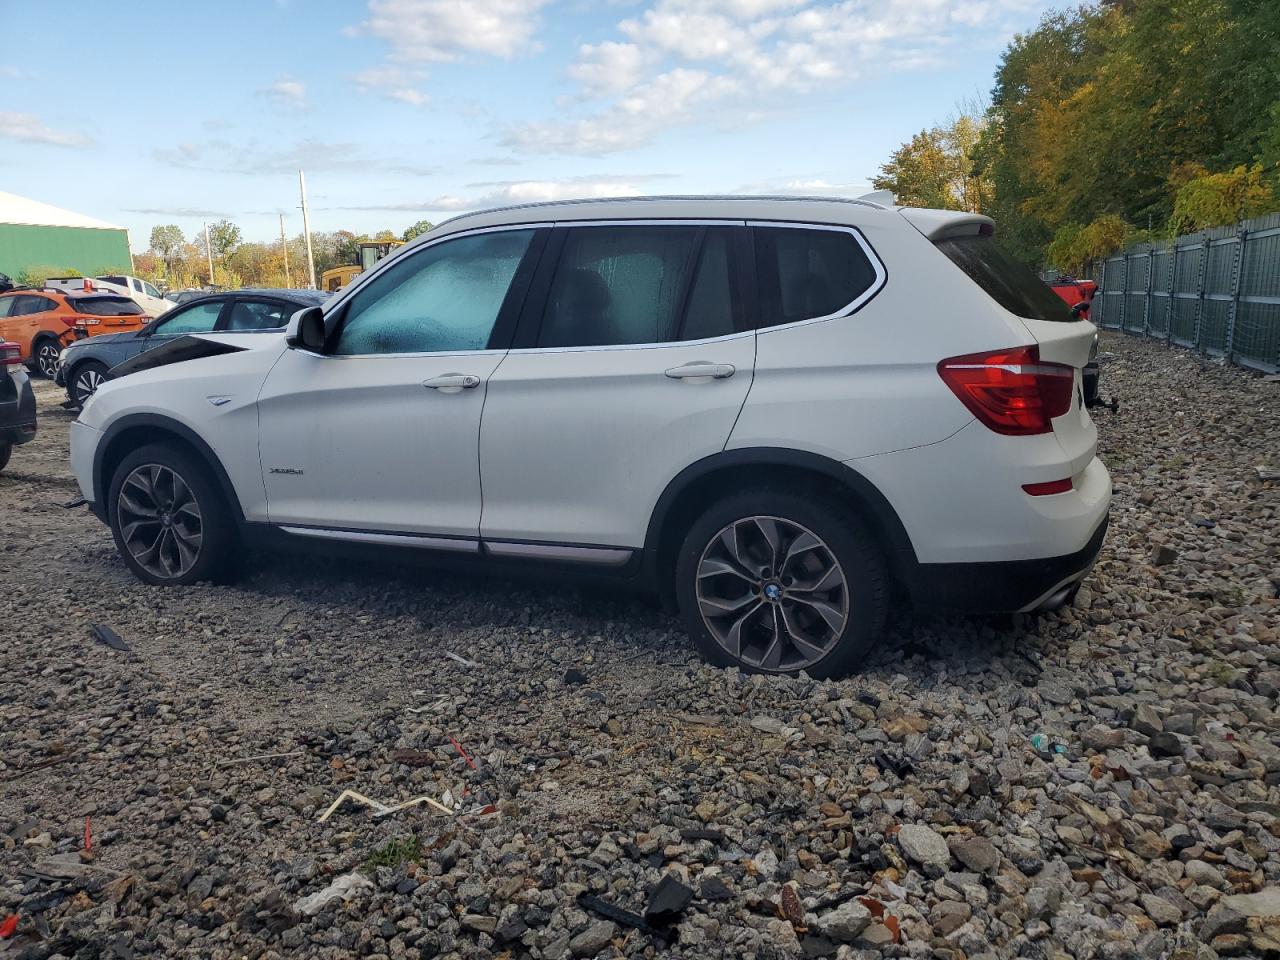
872, 115, 991, 213
1171, 164, 1276, 232
149, 224, 185, 270
206, 219, 242, 259
402, 219, 434, 242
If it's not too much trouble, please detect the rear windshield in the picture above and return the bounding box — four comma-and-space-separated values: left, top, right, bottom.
75, 296, 145, 316
935, 236, 1076, 322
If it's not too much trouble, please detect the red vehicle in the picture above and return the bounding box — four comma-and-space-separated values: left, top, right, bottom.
1048, 276, 1097, 320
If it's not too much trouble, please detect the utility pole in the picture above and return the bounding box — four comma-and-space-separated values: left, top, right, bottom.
203, 221, 215, 287
279, 213, 292, 289
298, 170, 317, 289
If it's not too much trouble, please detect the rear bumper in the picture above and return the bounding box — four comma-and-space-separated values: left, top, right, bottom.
908, 512, 1108, 613
0, 374, 37, 445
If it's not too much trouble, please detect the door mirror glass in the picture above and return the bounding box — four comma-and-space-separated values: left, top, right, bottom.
286, 305, 327, 352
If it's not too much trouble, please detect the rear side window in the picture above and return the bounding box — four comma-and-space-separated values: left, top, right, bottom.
936, 236, 1075, 322
12, 295, 55, 316
97, 276, 128, 288
76, 296, 144, 316
538, 225, 740, 348
754, 226, 880, 328
223, 300, 292, 331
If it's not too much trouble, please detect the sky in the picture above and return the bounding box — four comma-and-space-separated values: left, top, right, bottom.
1, 0, 1055, 251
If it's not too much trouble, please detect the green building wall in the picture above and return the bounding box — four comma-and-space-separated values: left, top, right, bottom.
0, 223, 132, 278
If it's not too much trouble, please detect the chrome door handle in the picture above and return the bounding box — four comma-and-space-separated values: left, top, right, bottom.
423, 373, 481, 393
664, 362, 736, 380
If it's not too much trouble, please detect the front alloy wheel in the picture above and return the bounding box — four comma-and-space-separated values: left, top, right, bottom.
108, 442, 239, 586
35, 340, 61, 378
696, 516, 849, 671
117, 464, 204, 579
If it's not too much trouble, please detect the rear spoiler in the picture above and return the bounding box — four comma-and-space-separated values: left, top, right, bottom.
898, 208, 995, 242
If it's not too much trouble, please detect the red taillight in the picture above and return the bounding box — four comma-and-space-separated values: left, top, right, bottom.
61, 314, 79, 328
1, 342, 21, 367
937, 346, 1075, 436
1022, 478, 1073, 496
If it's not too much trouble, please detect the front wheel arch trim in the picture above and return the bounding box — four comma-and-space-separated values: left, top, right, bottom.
92, 414, 245, 526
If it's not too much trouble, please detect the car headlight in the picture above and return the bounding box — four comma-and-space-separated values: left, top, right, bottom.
1089, 330, 1099, 361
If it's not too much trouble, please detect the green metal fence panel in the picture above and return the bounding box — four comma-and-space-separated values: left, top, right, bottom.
1085, 213, 1280, 373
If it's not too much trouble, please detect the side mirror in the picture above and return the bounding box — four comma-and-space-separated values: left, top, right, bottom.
1071, 300, 1090, 317
285, 305, 327, 352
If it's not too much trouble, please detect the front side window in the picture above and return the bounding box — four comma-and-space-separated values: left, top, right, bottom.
0, 296, 15, 317
335, 229, 534, 356
223, 299, 292, 331
157, 300, 223, 335
537, 225, 738, 348
754, 225, 880, 328
12, 296, 52, 317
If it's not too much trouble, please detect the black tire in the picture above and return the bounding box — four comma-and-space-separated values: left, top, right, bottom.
32, 337, 62, 379
107, 442, 240, 585
675, 488, 888, 678
0, 442, 10, 474
68, 360, 108, 405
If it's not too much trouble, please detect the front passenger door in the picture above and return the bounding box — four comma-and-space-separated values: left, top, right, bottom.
256, 227, 542, 537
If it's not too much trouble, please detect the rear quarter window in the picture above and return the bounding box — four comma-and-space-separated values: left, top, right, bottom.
753, 225, 882, 328
935, 236, 1076, 322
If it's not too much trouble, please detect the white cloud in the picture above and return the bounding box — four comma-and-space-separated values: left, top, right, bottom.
262, 76, 307, 108
0, 112, 91, 148
155, 139, 368, 175
507, 0, 1037, 155
353, 0, 549, 62
1, 65, 31, 80
340, 174, 671, 213
353, 66, 430, 105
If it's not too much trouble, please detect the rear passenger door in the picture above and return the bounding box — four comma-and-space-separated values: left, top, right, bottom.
479, 221, 755, 554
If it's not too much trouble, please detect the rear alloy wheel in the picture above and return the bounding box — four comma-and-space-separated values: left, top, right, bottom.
676, 489, 887, 678
108, 443, 239, 585
69, 361, 108, 405
34, 339, 62, 379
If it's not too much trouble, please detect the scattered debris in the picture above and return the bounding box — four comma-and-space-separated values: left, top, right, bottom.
89, 623, 129, 652
294, 872, 373, 916
59, 495, 87, 509
444, 650, 478, 668
679, 828, 725, 843
2, 752, 77, 783
317, 788, 453, 822
447, 735, 479, 771
390, 748, 434, 767
577, 892, 668, 940
0, 914, 17, 939
873, 750, 914, 778
644, 874, 694, 925
563, 667, 589, 685
778, 882, 804, 928
215, 750, 306, 767
1257, 465, 1280, 481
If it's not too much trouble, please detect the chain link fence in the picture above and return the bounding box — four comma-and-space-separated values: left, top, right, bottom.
1074, 212, 1280, 374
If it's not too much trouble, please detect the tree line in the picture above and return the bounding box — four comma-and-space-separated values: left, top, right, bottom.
872, 0, 1280, 273
133, 218, 436, 290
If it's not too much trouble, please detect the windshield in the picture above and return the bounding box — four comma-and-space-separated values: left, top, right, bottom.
935, 236, 1076, 322
75, 296, 145, 316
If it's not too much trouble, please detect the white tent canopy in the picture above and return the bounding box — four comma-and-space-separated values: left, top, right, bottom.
0, 190, 124, 231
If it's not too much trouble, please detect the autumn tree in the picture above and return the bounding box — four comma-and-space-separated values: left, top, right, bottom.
873, 115, 991, 213
206, 220, 242, 259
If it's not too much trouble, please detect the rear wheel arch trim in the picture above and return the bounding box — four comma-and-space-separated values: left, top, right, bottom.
93, 414, 245, 525
643, 447, 918, 571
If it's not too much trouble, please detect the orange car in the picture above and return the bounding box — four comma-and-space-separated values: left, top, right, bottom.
0, 288, 149, 379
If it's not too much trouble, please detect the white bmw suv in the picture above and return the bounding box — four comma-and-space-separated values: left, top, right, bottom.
70, 196, 1110, 677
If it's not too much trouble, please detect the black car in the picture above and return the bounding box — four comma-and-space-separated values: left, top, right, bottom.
1, 340, 37, 472
56, 288, 328, 405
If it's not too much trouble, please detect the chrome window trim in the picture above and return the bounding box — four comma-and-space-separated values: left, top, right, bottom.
485, 541, 634, 566
279, 526, 479, 553
323, 222, 549, 359
747, 221, 887, 333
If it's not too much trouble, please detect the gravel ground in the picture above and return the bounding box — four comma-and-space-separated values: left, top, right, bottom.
1, 333, 1278, 960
